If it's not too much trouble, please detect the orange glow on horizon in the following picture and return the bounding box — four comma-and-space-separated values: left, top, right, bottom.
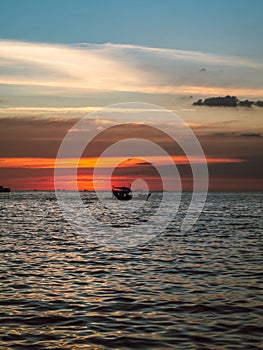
2, 174, 262, 191
2, 156, 259, 191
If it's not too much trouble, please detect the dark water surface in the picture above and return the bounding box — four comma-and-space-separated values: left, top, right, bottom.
0, 192, 262, 349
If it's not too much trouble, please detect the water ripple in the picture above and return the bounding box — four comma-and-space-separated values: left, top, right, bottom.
0, 191, 262, 349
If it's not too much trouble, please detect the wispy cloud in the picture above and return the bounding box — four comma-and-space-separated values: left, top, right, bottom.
101, 42, 263, 69
0, 40, 146, 92
1, 40, 263, 97
0, 106, 100, 116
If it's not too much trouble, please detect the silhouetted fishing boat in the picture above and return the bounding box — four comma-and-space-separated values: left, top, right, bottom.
0, 185, 10, 192
111, 186, 152, 201
112, 186, 133, 201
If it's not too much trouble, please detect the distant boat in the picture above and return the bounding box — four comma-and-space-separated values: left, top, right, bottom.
0, 185, 11, 192
112, 186, 133, 201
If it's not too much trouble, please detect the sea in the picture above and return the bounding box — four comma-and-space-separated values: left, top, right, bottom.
0, 191, 262, 349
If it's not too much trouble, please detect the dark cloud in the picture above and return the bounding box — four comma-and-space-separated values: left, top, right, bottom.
193, 95, 238, 107
199, 132, 262, 165
0, 116, 185, 158
134, 161, 152, 166
239, 100, 253, 107
180, 95, 193, 100
207, 155, 263, 180
200, 68, 206, 72
0, 117, 77, 157
212, 132, 228, 137
239, 133, 262, 138
193, 96, 263, 108
83, 123, 186, 158
207, 132, 262, 138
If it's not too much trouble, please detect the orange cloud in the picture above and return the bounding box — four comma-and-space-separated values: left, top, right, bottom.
0, 156, 244, 169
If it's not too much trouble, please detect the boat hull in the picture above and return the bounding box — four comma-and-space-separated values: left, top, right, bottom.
112, 186, 133, 201
0, 186, 10, 192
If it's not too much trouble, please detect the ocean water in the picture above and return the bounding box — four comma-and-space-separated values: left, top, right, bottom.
0, 191, 262, 349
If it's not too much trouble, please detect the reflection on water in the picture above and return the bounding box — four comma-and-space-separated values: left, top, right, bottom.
0, 191, 262, 349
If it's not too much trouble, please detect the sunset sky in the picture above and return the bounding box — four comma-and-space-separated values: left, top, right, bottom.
0, 0, 262, 190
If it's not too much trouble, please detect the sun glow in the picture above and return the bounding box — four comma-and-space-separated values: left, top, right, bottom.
0, 156, 245, 190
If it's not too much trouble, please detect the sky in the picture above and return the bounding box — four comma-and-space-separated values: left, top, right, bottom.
0, 0, 262, 190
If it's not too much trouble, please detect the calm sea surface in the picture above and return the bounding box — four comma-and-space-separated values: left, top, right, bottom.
0, 191, 262, 349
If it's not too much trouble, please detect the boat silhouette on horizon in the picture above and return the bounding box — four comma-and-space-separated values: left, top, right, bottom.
111, 185, 151, 201
112, 186, 133, 201
0, 185, 11, 192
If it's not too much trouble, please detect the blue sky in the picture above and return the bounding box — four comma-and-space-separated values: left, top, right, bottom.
1, 0, 263, 108
1, 0, 263, 58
